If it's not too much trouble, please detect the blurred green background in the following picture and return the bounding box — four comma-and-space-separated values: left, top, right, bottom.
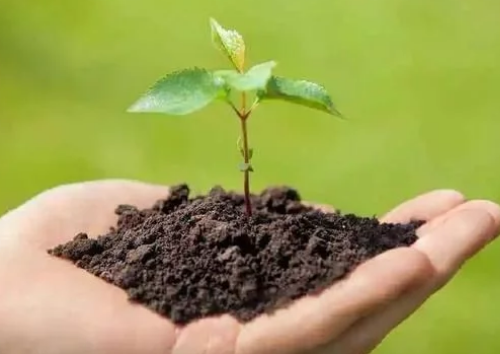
1, 0, 499, 352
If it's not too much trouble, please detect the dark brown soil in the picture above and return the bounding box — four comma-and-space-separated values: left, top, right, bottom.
48, 184, 422, 325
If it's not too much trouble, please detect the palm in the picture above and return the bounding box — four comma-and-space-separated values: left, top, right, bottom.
0, 180, 498, 354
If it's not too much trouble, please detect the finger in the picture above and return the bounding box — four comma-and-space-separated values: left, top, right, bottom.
414, 200, 500, 283
235, 247, 432, 354
417, 199, 500, 236
0, 179, 170, 248
307, 189, 465, 221
321, 285, 434, 354
381, 189, 465, 224
324, 199, 500, 354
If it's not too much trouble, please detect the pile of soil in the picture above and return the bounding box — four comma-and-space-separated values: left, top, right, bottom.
49, 184, 422, 325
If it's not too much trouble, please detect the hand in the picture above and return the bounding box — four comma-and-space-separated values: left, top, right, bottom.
0, 180, 498, 354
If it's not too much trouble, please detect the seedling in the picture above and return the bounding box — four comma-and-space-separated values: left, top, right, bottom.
128, 18, 341, 216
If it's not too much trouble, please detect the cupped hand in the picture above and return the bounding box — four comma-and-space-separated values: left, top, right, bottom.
0, 180, 498, 354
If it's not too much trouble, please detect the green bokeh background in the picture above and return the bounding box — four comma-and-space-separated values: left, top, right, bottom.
1, 0, 499, 352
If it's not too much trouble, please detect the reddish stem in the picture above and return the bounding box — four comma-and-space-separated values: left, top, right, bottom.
230, 58, 253, 217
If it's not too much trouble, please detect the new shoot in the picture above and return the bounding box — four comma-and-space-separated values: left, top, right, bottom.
128, 18, 341, 217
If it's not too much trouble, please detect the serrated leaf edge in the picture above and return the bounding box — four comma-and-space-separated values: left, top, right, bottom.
257, 76, 342, 117
127, 67, 227, 115
209, 17, 245, 71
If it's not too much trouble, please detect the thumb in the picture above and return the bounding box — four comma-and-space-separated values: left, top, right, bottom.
0, 179, 171, 249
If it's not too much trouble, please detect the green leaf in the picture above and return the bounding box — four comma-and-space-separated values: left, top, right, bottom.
210, 18, 245, 71
128, 68, 226, 115
215, 61, 276, 92
257, 76, 341, 116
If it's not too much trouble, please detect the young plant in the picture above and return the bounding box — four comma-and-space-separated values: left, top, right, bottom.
128, 18, 341, 217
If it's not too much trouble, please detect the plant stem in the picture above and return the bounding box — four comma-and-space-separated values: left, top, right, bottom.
240, 117, 252, 217
240, 92, 252, 217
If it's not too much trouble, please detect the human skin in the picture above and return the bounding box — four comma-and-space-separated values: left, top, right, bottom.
0, 180, 498, 354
